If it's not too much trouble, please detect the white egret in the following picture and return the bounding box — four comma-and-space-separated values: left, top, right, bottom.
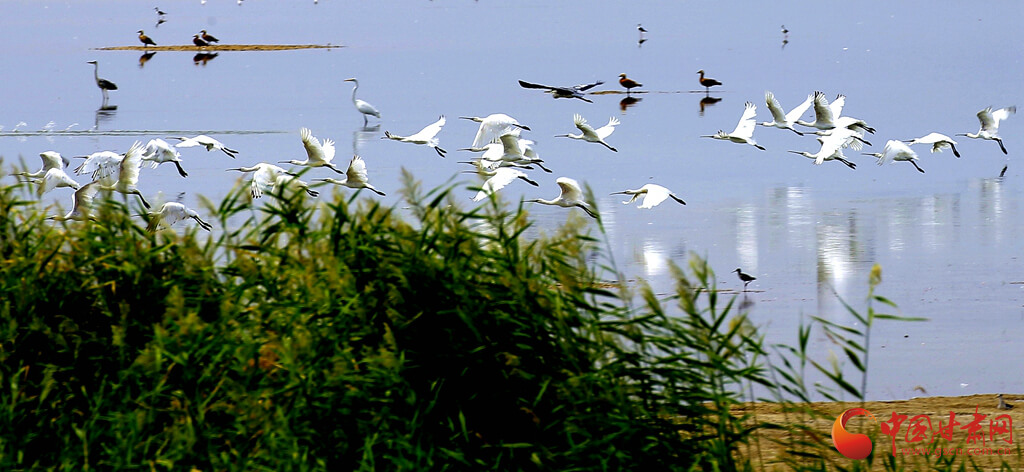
36, 168, 81, 196
459, 114, 531, 149
86, 61, 117, 104
556, 114, 619, 152
958, 106, 1015, 154
904, 132, 960, 158
528, 177, 597, 219
14, 151, 70, 179
226, 163, 294, 199
312, 155, 385, 196
147, 202, 212, 232
618, 73, 642, 94
99, 141, 151, 208
865, 140, 924, 173
760, 91, 812, 136
383, 115, 447, 157
142, 138, 188, 177
496, 133, 552, 172
280, 127, 345, 173
469, 167, 539, 202
702, 101, 766, 150
796, 91, 844, 130
787, 132, 858, 170
697, 70, 722, 93
343, 78, 381, 125
517, 79, 604, 103
137, 30, 156, 47
611, 184, 686, 209
170, 134, 238, 158
47, 182, 100, 222
73, 150, 123, 184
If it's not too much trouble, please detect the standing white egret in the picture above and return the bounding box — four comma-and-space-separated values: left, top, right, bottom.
142, 138, 188, 177
312, 155, 386, 196
611, 184, 686, 209
556, 114, 619, 152
469, 167, 539, 202
226, 163, 293, 199
47, 182, 100, 222
528, 177, 597, 219
73, 150, 123, 184
170, 134, 238, 158
701, 101, 766, 150
343, 78, 381, 125
383, 115, 447, 157
280, 127, 345, 173
958, 106, 1015, 154
459, 114, 531, 149
904, 132, 961, 158
101, 141, 151, 208
865, 140, 924, 173
760, 91, 812, 136
86, 60, 117, 106
147, 202, 212, 232
13, 151, 71, 179
787, 131, 858, 170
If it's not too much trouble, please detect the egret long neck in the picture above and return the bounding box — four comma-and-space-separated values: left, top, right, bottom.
93, 63, 99, 82
350, 81, 359, 104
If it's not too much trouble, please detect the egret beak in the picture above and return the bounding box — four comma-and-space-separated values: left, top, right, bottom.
954, 133, 967, 136
609, 191, 629, 195
786, 151, 801, 155
554, 134, 571, 138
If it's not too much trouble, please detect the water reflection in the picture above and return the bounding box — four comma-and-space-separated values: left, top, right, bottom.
94, 107, 116, 130
699, 95, 722, 115
138, 51, 156, 68
735, 204, 758, 274
976, 176, 1005, 244
352, 124, 380, 156
193, 52, 219, 66
618, 96, 640, 113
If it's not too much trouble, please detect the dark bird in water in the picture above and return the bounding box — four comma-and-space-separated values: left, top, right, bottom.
87, 60, 117, 106
518, 79, 604, 103
137, 29, 156, 47
781, 24, 789, 35
733, 268, 756, 290
155, 6, 166, 16
192, 34, 209, 47
637, 24, 648, 34
618, 73, 642, 95
697, 69, 722, 93
200, 29, 220, 43
138, 51, 156, 68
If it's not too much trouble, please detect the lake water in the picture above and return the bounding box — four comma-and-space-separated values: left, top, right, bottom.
1, 0, 1022, 401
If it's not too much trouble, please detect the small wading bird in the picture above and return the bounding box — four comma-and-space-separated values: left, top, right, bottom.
147, 202, 212, 232
958, 106, 1015, 154
761, 91, 812, 136
469, 167, 538, 202
383, 115, 447, 157
281, 127, 346, 173
87, 60, 117, 105
555, 114, 619, 152
48, 182, 100, 222
312, 155, 386, 196
192, 34, 208, 47
865, 140, 924, 173
733, 268, 756, 290
697, 69, 721, 93
702, 101, 766, 150
155, 6, 166, 16
170, 134, 238, 158
343, 78, 381, 125
904, 132, 960, 158
460, 113, 531, 149
528, 177, 597, 219
637, 24, 648, 34
618, 73, 642, 95
781, 25, 788, 34
611, 184, 686, 209
138, 30, 156, 47
517, 79, 604, 103
227, 163, 295, 198
141, 138, 188, 177
102, 141, 151, 209
200, 29, 219, 43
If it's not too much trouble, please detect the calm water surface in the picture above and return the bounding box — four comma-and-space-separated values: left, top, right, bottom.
1, 0, 1022, 400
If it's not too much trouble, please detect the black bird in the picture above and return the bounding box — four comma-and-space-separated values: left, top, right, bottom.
518, 80, 604, 103
155, 6, 166, 16
137, 30, 156, 47
733, 268, 756, 290
192, 34, 209, 47
697, 69, 722, 93
200, 29, 220, 43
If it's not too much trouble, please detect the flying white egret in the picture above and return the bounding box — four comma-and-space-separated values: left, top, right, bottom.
47, 182, 100, 222
556, 114, 619, 152
496, 133, 552, 172
147, 202, 212, 232
459, 157, 534, 174
459, 114, 531, 149
865, 140, 924, 173
73, 150, 123, 184
958, 106, 1015, 154
96, 141, 150, 208
517, 79, 604, 103
796, 91, 844, 130
343, 78, 381, 125
312, 155, 385, 196
280, 127, 345, 173
469, 167, 539, 202
142, 138, 188, 177
611, 184, 686, 209
904, 132, 960, 158
702, 101, 766, 150
760, 91, 812, 136
13, 151, 70, 179
36, 168, 81, 196
170, 134, 238, 158
270, 175, 319, 198
383, 115, 447, 157
226, 163, 295, 199
528, 177, 597, 219
86, 60, 117, 105
787, 132, 858, 170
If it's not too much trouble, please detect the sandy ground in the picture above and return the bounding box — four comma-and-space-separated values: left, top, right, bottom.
737, 394, 1022, 471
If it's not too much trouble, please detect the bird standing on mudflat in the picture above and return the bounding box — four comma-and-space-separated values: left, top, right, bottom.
697, 69, 721, 93
192, 34, 209, 47
733, 268, 756, 290
618, 73, 642, 95
200, 29, 219, 43
138, 30, 156, 47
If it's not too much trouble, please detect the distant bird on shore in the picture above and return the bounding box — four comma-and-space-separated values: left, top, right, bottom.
611, 184, 686, 209
904, 133, 960, 158
518, 79, 604, 103
147, 202, 212, 232
702, 101, 766, 150
87, 60, 117, 105
155, 7, 166, 16
383, 115, 447, 157
697, 69, 722, 93
555, 114, 619, 152
528, 177, 597, 219
637, 24, 648, 34
781, 25, 789, 35
137, 30, 156, 47
170, 134, 238, 158
200, 29, 219, 43
733, 268, 756, 290
997, 394, 1014, 410
192, 34, 209, 47
618, 73, 642, 95
312, 155, 386, 196
343, 78, 381, 125
958, 106, 1015, 154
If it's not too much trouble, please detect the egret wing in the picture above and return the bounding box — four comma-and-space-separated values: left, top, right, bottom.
638, 185, 671, 209
731, 102, 758, 138
595, 117, 619, 140
764, 91, 788, 123
785, 94, 814, 123
118, 141, 145, 186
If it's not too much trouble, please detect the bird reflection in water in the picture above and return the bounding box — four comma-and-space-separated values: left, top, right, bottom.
637, 38, 647, 48
94, 107, 116, 130
155, 17, 166, 28
138, 51, 156, 68
619, 96, 641, 113
352, 124, 381, 156
193, 52, 219, 66
699, 95, 722, 115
